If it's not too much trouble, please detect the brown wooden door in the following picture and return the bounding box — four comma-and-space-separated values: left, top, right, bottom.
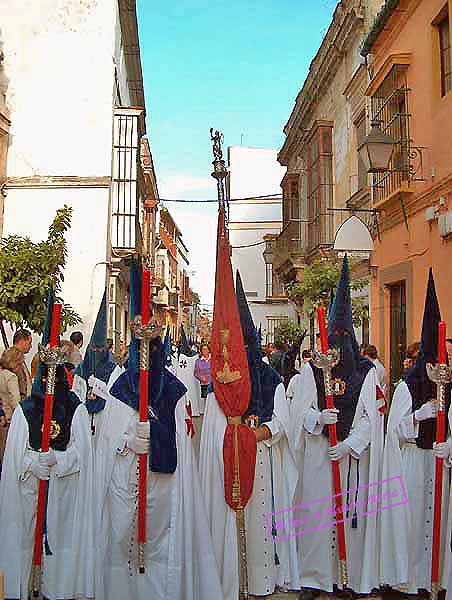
389, 281, 407, 389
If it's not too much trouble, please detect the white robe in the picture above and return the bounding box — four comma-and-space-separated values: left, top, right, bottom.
381, 381, 452, 593
175, 353, 202, 416
94, 377, 224, 600
72, 365, 124, 447
0, 403, 94, 600
288, 364, 383, 593
199, 383, 300, 599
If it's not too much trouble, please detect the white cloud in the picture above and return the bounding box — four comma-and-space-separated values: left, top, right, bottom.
159, 173, 216, 200
169, 207, 217, 307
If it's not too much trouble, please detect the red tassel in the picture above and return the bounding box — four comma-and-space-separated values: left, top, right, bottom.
185, 401, 196, 438
376, 385, 387, 414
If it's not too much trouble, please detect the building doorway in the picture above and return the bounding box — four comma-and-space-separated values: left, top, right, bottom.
389, 280, 407, 391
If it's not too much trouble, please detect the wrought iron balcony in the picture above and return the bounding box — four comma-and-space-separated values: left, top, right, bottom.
110, 107, 144, 255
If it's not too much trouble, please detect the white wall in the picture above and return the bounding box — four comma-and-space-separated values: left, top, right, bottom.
228, 146, 297, 329
228, 146, 286, 199
0, 0, 129, 346
2, 0, 116, 178
3, 187, 109, 341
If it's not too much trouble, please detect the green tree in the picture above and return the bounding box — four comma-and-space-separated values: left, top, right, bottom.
274, 320, 306, 346
285, 257, 369, 326
0, 205, 81, 341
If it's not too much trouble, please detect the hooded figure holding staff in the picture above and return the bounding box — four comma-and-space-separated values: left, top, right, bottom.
93, 259, 224, 600
0, 289, 95, 600
287, 255, 383, 598
199, 202, 299, 599
72, 291, 123, 444
381, 269, 452, 596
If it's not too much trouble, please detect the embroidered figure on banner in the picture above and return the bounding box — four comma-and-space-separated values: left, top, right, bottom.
216, 329, 242, 384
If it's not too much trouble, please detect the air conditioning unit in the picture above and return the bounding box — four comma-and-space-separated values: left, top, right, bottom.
438, 212, 452, 237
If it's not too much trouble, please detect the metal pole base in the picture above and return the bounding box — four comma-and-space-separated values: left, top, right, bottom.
31, 564, 42, 598
431, 582, 440, 600
138, 541, 145, 574
339, 559, 349, 590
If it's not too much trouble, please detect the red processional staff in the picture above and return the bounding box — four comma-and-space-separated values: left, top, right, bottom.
314, 306, 349, 589
428, 321, 451, 600
136, 268, 152, 574
211, 204, 256, 599
32, 302, 63, 597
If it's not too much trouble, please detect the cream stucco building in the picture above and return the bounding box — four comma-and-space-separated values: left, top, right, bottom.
0, 0, 157, 348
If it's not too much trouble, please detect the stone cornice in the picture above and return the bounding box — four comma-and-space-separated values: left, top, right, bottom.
279, 1, 365, 166
5, 175, 111, 189
118, 0, 146, 130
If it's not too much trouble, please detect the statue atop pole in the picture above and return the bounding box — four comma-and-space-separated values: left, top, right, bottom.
210, 127, 228, 207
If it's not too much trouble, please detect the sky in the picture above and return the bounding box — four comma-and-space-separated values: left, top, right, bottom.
136, 0, 339, 306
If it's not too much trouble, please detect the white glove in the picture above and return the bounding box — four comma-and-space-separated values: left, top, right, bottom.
136, 421, 150, 439
126, 434, 150, 455
328, 441, 351, 462
414, 400, 438, 422
29, 457, 51, 481
126, 420, 150, 455
39, 449, 57, 468
433, 439, 452, 460
319, 408, 339, 427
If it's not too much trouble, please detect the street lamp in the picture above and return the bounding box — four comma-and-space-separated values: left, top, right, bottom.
358, 122, 395, 174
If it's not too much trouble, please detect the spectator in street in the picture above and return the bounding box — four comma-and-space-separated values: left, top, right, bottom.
194, 343, 211, 401
0, 347, 22, 461
262, 342, 274, 365
116, 339, 129, 366
403, 341, 420, 374
302, 349, 312, 363
106, 338, 117, 363
363, 344, 387, 395
68, 331, 84, 367
12, 329, 32, 400
269, 340, 286, 375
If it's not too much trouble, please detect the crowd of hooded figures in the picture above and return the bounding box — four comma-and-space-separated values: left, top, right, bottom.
2, 253, 452, 600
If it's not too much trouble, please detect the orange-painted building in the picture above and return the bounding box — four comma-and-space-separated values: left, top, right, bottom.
361, 0, 452, 389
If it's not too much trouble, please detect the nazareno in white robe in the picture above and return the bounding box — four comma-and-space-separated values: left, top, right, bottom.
93, 377, 225, 600
381, 381, 452, 593
72, 364, 124, 447
175, 352, 202, 416
0, 402, 95, 600
287, 363, 383, 594
199, 382, 300, 600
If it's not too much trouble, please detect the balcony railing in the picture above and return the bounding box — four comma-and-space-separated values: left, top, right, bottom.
266, 207, 380, 274
111, 107, 143, 253
369, 64, 424, 207
168, 292, 178, 310
275, 220, 305, 257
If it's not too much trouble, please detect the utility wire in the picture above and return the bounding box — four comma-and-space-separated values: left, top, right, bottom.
231, 239, 267, 249
159, 193, 282, 203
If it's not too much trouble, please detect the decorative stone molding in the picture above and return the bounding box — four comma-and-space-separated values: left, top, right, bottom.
279, 0, 365, 165
5, 175, 111, 189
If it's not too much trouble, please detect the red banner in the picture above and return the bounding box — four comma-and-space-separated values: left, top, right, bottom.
211, 206, 256, 510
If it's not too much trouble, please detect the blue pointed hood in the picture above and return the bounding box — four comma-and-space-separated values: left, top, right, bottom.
163, 326, 175, 368
236, 270, 261, 360
327, 288, 335, 321
32, 287, 55, 396
236, 270, 281, 422
178, 325, 196, 357
317, 255, 373, 440
77, 291, 116, 386
405, 269, 446, 412
127, 258, 142, 372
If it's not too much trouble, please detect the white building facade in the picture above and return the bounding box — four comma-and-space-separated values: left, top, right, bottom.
1, 0, 153, 347
227, 146, 297, 343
